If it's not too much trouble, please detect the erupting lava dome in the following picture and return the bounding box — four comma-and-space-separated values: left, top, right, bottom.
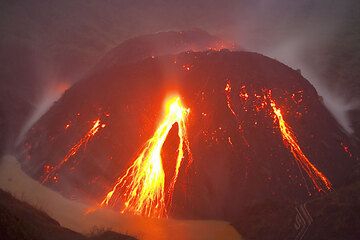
19, 48, 358, 235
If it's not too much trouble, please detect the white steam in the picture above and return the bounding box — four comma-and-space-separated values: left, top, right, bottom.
16, 81, 69, 145
261, 37, 359, 134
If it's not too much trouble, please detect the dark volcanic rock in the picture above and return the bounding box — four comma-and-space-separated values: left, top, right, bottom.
0, 189, 137, 240
0, 189, 83, 240
305, 180, 360, 240
18, 50, 359, 239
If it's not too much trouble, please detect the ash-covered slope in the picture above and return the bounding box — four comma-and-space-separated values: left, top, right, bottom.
18, 50, 358, 238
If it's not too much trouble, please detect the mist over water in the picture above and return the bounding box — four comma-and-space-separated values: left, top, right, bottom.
0, 155, 241, 240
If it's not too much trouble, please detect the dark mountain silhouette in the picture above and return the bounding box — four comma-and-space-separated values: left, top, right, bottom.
0, 189, 136, 240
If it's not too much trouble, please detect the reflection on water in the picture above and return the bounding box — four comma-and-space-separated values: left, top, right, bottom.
0, 155, 241, 240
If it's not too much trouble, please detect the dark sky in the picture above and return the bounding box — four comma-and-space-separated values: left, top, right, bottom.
0, 1, 353, 70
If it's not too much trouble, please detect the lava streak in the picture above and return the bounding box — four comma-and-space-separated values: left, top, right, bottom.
223, 81, 331, 192
42, 119, 105, 183
225, 80, 237, 117
101, 96, 191, 218
269, 98, 332, 192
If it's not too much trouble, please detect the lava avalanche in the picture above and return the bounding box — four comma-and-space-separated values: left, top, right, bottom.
42, 118, 105, 183
100, 96, 191, 218
268, 96, 332, 192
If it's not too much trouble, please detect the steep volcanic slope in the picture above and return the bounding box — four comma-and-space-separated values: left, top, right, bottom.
18, 50, 358, 238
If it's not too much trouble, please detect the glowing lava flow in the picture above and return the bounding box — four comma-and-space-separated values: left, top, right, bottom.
42, 119, 105, 183
101, 96, 191, 218
269, 98, 332, 192
225, 80, 237, 117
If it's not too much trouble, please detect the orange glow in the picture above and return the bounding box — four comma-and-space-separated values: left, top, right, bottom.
100, 96, 191, 218
269, 99, 332, 192
42, 119, 105, 183
54, 81, 70, 93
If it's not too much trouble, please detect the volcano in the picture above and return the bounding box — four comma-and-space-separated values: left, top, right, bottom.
18, 39, 358, 238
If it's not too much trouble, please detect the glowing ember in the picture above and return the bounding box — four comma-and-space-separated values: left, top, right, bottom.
42, 119, 105, 183
269, 97, 332, 192
182, 64, 192, 71
239, 85, 249, 101
100, 96, 191, 218
340, 142, 352, 157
